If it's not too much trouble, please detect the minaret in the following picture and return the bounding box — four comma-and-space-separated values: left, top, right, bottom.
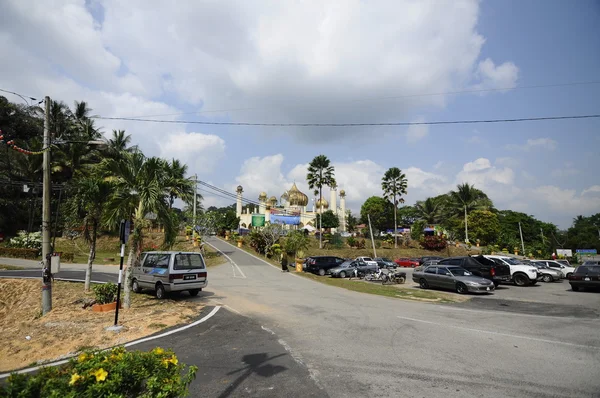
339, 189, 346, 232
330, 184, 337, 215
259, 192, 267, 214
236, 185, 243, 217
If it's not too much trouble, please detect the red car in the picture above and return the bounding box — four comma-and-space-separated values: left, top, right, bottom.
395, 258, 419, 268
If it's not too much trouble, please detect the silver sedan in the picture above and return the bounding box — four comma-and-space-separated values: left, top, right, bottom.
412, 265, 495, 294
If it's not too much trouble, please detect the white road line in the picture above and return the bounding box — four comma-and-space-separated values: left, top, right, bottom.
397, 315, 600, 350
437, 304, 600, 322
204, 240, 246, 279
0, 306, 221, 379
0, 276, 108, 284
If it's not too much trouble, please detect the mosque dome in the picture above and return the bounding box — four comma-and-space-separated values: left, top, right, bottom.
316, 197, 329, 210
259, 192, 267, 201
236, 185, 243, 193
287, 183, 309, 207
280, 191, 289, 203
269, 196, 277, 205
339, 189, 346, 197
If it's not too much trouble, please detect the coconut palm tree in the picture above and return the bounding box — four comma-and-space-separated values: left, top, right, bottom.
414, 197, 443, 224
306, 155, 336, 249
107, 129, 138, 157
102, 151, 177, 308
381, 167, 408, 248
449, 183, 491, 243
64, 175, 113, 291
162, 158, 195, 209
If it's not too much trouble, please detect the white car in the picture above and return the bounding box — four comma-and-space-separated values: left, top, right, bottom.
531, 260, 576, 278
355, 256, 378, 267
484, 255, 539, 286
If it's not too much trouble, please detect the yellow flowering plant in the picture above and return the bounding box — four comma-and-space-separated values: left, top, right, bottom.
0, 347, 197, 398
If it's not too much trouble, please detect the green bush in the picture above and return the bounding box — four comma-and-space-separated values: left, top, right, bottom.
92, 283, 118, 304
7, 231, 42, 252
0, 347, 197, 398
420, 235, 448, 251
61, 252, 75, 262
0, 247, 39, 259
346, 236, 356, 248
329, 233, 343, 249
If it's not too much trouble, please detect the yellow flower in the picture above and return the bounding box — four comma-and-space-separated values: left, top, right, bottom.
162, 355, 178, 368
153, 347, 165, 355
77, 353, 88, 363
69, 373, 82, 386
93, 368, 108, 382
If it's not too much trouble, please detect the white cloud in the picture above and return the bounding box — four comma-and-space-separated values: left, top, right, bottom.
473, 58, 519, 91
456, 157, 518, 204
406, 119, 429, 143
496, 157, 518, 167
581, 185, 600, 196
532, 185, 600, 216
158, 132, 226, 175
463, 158, 492, 172
550, 165, 580, 178
506, 138, 557, 151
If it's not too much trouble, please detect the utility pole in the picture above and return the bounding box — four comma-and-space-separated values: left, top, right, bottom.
518, 222, 525, 255
192, 174, 198, 227
540, 228, 545, 245
368, 214, 377, 258
41, 96, 52, 315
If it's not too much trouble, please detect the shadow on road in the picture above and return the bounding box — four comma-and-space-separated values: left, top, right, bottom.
218, 353, 288, 398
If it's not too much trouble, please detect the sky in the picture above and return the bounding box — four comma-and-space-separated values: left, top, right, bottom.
1, 0, 599, 229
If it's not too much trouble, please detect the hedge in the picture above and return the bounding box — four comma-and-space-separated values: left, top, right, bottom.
0, 247, 39, 259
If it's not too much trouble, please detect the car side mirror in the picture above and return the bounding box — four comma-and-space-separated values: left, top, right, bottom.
445, 272, 452, 276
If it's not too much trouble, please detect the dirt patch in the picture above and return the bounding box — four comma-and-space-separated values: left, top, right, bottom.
0, 279, 204, 372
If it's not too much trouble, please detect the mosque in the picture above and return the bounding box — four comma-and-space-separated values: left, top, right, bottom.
236, 183, 347, 232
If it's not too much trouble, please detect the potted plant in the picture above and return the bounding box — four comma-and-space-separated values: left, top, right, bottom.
225, 231, 231, 241
237, 236, 243, 248
185, 226, 192, 241
91, 283, 120, 312
476, 239, 480, 247
513, 246, 519, 255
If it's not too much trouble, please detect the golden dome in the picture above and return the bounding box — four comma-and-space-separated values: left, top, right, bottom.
259, 192, 267, 200
280, 191, 289, 202
236, 185, 243, 193
287, 183, 308, 207
269, 196, 277, 205
339, 189, 346, 197
316, 197, 329, 210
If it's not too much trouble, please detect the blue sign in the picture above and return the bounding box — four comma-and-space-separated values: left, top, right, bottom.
576, 249, 597, 254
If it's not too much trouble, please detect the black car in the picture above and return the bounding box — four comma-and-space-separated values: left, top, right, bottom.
568, 264, 600, 292
437, 256, 511, 287
374, 257, 397, 269
419, 256, 444, 266
304, 256, 346, 276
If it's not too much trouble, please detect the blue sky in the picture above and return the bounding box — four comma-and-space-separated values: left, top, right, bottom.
1, 0, 599, 228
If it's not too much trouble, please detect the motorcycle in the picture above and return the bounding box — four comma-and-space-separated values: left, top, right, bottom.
381, 270, 407, 284
364, 268, 384, 282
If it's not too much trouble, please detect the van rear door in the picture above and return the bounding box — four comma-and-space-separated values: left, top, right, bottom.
170, 253, 207, 287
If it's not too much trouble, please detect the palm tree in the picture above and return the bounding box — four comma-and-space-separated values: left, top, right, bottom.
381, 167, 408, 248
64, 175, 113, 291
162, 158, 195, 208
449, 183, 490, 243
306, 155, 336, 249
415, 197, 443, 224
103, 151, 176, 308
108, 130, 138, 157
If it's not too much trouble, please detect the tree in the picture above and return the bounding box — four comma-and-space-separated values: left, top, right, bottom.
397, 205, 419, 226
467, 210, 500, 245
283, 231, 310, 258
381, 167, 408, 248
345, 210, 358, 232
316, 210, 340, 229
414, 197, 443, 224
162, 158, 195, 209
306, 155, 336, 249
64, 175, 112, 291
449, 183, 491, 243
566, 213, 600, 252
107, 129, 138, 157
360, 196, 394, 232
103, 151, 177, 308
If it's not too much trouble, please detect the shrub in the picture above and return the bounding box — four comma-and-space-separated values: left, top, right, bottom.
346, 236, 356, 248
420, 235, 448, 251
92, 283, 118, 304
329, 233, 343, 249
7, 231, 42, 252
0, 247, 39, 259
61, 252, 75, 262
0, 347, 197, 398
142, 242, 159, 252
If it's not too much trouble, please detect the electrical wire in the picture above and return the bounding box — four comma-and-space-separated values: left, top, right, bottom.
0, 88, 40, 105
91, 113, 600, 127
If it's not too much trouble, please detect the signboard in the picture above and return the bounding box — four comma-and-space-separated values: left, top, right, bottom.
120, 220, 131, 244
556, 249, 573, 257
271, 214, 300, 225
576, 249, 597, 255
251, 214, 265, 227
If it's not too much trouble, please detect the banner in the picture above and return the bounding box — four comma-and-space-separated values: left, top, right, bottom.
270, 214, 300, 225
251, 214, 265, 227
556, 249, 572, 257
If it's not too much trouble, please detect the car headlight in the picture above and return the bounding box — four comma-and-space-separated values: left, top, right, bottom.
465, 281, 479, 286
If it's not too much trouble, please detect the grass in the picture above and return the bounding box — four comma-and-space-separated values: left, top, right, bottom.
0, 265, 25, 270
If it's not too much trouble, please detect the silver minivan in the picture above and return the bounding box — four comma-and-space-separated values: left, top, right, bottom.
132, 251, 208, 299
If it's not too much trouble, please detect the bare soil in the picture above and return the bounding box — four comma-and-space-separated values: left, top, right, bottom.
0, 279, 204, 372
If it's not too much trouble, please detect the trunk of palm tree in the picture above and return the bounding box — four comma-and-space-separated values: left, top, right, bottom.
393, 193, 398, 249
319, 185, 323, 249
464, 205, 469, 243
84, 220, 97, 292
123, 243, 136, 309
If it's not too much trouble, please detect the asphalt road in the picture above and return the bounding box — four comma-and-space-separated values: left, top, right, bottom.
203, 237, 600, 398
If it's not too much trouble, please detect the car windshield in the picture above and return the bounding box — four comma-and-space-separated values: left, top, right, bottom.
502, 258, 523, 265
575, 266, 600, 275
362, 257, 372, 261
447, 267, 472, 276
381, 258, 392, 262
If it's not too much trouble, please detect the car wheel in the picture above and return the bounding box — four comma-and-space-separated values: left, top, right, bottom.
318, 268, 325, 276
155, 283, 166, 299
513, 273, 528, 286
566, 273, 573, 279
411, 264, 415, 268
189, 289, 200, 297
530, 280, 537, 285
132, 279, 142, 293
419, 278, 429, 289
339, 271, 346, 278
456, 283, 468, 294
571, 285, 580, 292
542, 274, 552, 283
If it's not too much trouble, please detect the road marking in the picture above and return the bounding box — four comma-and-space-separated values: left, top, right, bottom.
204, 240, 246, 279
438, 304, 600, 322
0, 276, 109, 284
397, 316, 600, 350
0, 306, 221, 379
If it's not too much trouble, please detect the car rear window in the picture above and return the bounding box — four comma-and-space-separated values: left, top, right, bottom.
574, 266, 600, 275
174, 254, 206, 270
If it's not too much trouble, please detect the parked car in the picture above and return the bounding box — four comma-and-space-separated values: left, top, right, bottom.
395, 258, 420, 268
374, 257, 397, 269
419, 256, 444, 266
527, 261, 564, 282
531, 260, 576, 278
556, 259, 571, 267
581, 260, 600, 266
354, 259, 380, 276
329, 260, 358, 278
436, 256, 511, 287
413, 265, 495, 294
414, 259, 441, 272
483, 255, 540, 286
355, 256, 378, 267
568, 265, 600, 291
133, 251, 208, 299
305, 256, 346, 276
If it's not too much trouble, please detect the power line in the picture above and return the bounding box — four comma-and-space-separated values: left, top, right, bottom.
0, 88, 40, 105
111, 80, 600, 119
92, 114, 600, 128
